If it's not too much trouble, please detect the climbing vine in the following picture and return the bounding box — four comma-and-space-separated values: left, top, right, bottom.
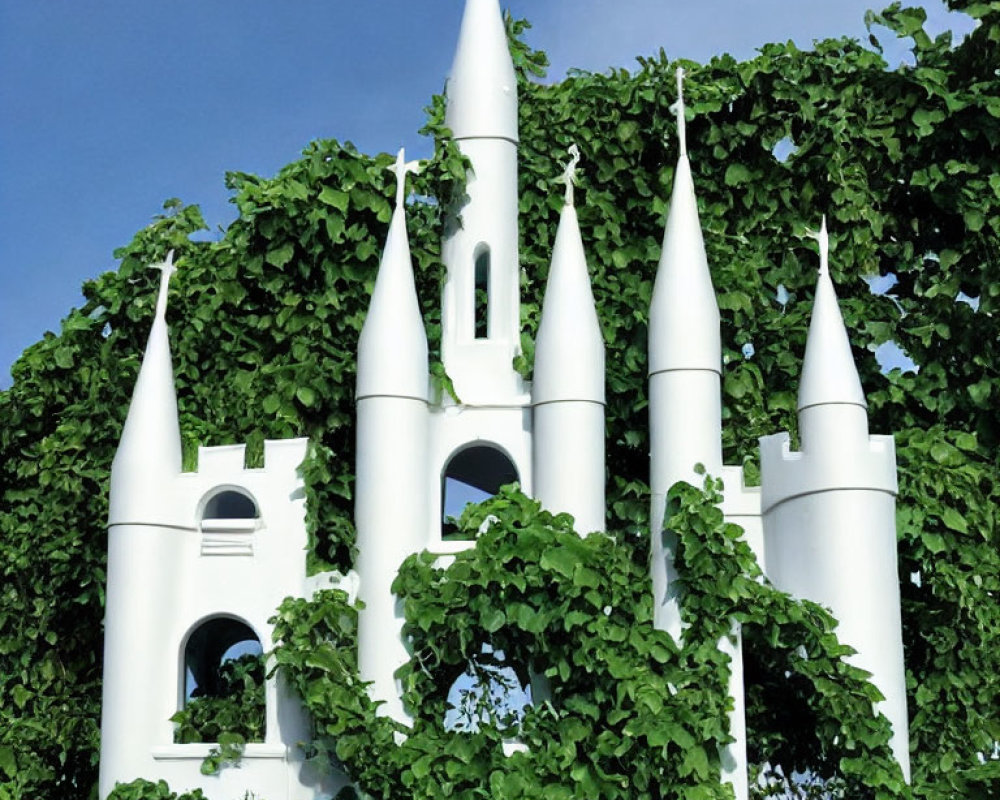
0, 2, 998, 798
272, 482, 906, 800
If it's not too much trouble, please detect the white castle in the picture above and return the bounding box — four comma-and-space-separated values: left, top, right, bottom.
98, 1, 909, 798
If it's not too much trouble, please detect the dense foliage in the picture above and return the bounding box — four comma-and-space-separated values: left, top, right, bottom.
1, 2, 998, 798
272, 483, 903, 799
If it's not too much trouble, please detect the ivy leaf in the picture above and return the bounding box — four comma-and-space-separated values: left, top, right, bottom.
296, 386, 317, 408
540, 545, 577, 578
266, 242, 295, 268
0, 746, 16, 779
940, 507, 968, 534
481, 607, 505, 633
724, 164, 752, 186
319, 187, 350, 213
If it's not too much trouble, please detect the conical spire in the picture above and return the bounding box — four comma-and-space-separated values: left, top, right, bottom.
649, 68, 720, 376
112, 252, 182, 479
108, 252, 183, 524
445, 0, 518, 143
534, 145, 604, 405
797, 218, 867, 412
356, 148, 428, 402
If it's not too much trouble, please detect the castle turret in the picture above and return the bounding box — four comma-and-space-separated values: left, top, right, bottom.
648, 72, 723, 640
796, 217, 869, 449
759, 219, 909, 779
101, 255, 330, 800
648, 72, 748, 800
355, 149, 430, 725
423, 0, 534, 554
532, 146, 606, 535
101, 253, 185, 795
441, 0, 522, 402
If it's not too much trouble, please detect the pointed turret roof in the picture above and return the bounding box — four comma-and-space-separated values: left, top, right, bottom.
112, 252, 182, 478
445, 0, 518, 143
356, 149, 428, 402
534, 146, 604, 405
108, 252, 183, 525
649, 69, 720, 376
797, 218, 867, 411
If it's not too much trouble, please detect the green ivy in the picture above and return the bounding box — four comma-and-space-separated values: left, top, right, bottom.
269, 483, 906, 800
1, 4, 998, 798
106, 778, 208, 800
170, 653, 265, 746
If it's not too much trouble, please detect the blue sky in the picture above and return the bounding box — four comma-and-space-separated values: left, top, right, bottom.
0, 1, 975, 387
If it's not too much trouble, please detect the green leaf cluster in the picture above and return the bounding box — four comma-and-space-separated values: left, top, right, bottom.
169, 653, 265, 752
1, 4, 999, 798
106, 778, 208, 800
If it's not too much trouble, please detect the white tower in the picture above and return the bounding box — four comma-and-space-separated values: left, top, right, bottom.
354, 150, 430, 725
648, 72, 723, 640
100, 255, 339, 800
441, 0, 522, 403
759, 220, 910, 779
532, 146, 606, 535
102, 255, 185, 795
426, 0, 534, 547
647, 72, 748, 800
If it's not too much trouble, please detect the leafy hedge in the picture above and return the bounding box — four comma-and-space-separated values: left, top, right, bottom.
1, 2, 998, 798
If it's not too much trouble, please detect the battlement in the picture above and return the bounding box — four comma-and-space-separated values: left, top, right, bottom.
192, 438, 309, 476
759, 430, 897, 515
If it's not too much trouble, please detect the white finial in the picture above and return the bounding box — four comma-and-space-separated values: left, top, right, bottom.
669, 67, 687, 157
560, 144, 582, 206
152, 250, 176, 320
807, 217, 830, 277
390, 147, 421, 208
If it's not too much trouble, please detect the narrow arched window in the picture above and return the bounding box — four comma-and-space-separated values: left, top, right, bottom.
474, 245, 490, 339
441, 444, 518, 539
174, 617, 265, 744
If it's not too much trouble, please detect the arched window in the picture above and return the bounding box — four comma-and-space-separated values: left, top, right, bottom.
203, 490, 257, 520
474, 244, 490, 339
441, 444, 519, 539
199, 488, 259, 556
174, 617, 265, 744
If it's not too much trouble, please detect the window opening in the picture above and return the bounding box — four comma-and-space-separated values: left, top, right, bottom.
203, 490, 258, 520
444, 643, 532, 734
173, 618, 265, 744
441, 445, 518, 539
474, 246, 490, 339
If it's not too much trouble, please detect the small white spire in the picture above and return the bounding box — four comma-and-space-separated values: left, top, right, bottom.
357, 166, 429, 402
669, 67, 687, 157
648, 146, 719, 376
109, 253, 183, 523
559, 144, 582, 207
534, 191, 604, 405
390, 147, 420, 208
798, 218, 867, 412
807, 215, 830, 277
152, 250, 176, 320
